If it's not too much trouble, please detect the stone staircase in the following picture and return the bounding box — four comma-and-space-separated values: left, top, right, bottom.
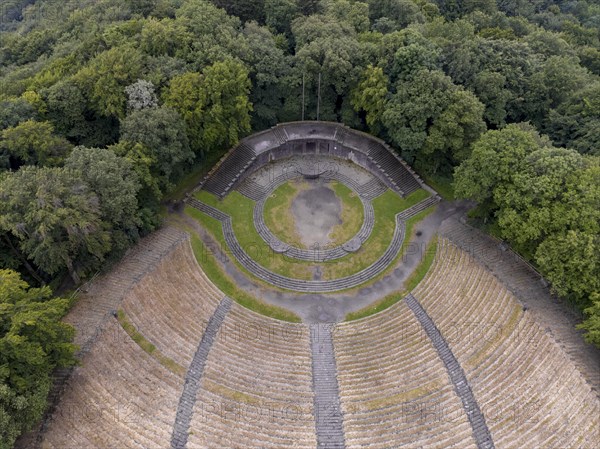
396, 195, 440, 220
366, 143, 421, 195
405, 294, 495, 449
271, 125, 289, 145
356, 177, 387, 200
171, 296, 233, 449
236, 178, 267, 201
203, 142, 256, 197
311, 324, 346, 449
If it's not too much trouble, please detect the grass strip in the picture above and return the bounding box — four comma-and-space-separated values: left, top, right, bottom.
345, 291, 407, 321
328, 181, 364, 246
423, 173, 454, 201
194, 190, 313, 279
116, 309, 186, 376
263, 181, 305, 248
321, 189, 430, 279
404, 235, 438, 292
344, 231, 439, 320
187, 230, 301, 323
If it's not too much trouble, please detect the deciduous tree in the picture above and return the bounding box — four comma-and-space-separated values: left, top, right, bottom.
0, 269, 76, 449
0, 166, 111, 284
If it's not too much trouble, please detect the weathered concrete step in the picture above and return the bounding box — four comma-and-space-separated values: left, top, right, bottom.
170, 296, 233, 449
311, 323, 346, 448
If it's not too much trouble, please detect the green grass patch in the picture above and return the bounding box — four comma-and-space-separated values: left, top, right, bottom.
186, 230, 301, 323
194, 190, 314, 279
189, 187, 435, 294
321, 189, 430, 280
344, 213, 438, 319
345, 291, 407, 321
116, 310, 186, 376
404, 235, 438, 291
263, 181, 305, 248
328, 181, 364, 246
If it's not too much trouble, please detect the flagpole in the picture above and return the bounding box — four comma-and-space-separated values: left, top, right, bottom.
301, 73, 305, 121
317, 72, 321, 121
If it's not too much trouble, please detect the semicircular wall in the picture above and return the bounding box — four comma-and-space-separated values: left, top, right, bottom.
198, 121, 435, 199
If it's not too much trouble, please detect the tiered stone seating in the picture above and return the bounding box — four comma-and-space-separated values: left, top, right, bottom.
440, 217, 600, 392
412, 239, 600, 448
41, 319, 182, 449
203, 142, 256, 197
64, 226, 187, 352
187, 303, 317, 448
357, 177, 387, 200
121, 242, 224, 367
34, 227, 188, 437
236, 178, 267, 201
271, 125, 289, 145
366, 142, 421, 195
334, 301, 477, 448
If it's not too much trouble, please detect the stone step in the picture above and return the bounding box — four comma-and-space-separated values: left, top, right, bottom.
170, 296, 233, 449
405, 293, 495, 449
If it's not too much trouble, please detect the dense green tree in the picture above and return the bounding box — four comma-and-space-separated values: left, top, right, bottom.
164, 60, 252, 153
382, 29, 441, 81
352, 64, 389, 133
368, 0, 425, 29
382, 69, 485, 173
577, 45, 600, 75
163, 71, 206, 153
0, 167, 111, 284
176, 0, 247, 68
523, 55, 591, 127
455, 128, 600, 330
242, 22, 294, 128
0, 120, 72, 169
43, 79, 89, 142
74, 45, 144, 118
65, 147, 143, 248
578, 292, 600, 347
0, 269, 76, 449
265, 0, 301, 37
322, 0, 371, 33
546, 82, 600, 155
199, 59, 253, 149
0, 98, 37, 130
292, 14, 364, 120
471, 70, 511, 126
494, 148, 593, 253
536, 231, 599, 301
110, 141, 163, 209
120, 107, 193, 190
454, 124, 548, 212
139, 17, 192, 58
212, 0, 266, 24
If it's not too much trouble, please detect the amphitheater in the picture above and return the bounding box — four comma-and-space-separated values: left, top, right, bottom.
32, 123, 599, 449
